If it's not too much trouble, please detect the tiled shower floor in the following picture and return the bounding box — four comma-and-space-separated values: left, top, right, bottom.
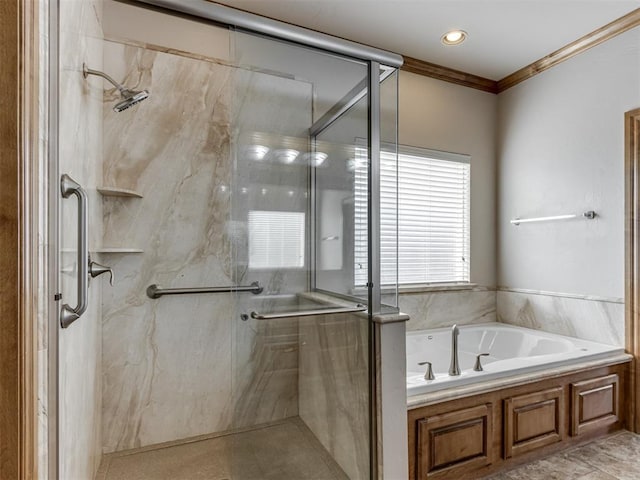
485, 430, 640, 480
95, 417, 348, 480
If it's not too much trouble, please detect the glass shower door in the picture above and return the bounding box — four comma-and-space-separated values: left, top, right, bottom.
228, 30, 373, 479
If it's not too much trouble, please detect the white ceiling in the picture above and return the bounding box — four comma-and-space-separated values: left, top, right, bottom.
214, 0, 640, 80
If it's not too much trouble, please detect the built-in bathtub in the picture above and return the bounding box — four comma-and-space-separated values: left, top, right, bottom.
407, 322, 624, 396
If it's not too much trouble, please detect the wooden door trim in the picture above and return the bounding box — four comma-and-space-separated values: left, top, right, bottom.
625, 107, 640, 433
0, 0, 21, 475
0, 0, 40, 478
19, 0, 41, 477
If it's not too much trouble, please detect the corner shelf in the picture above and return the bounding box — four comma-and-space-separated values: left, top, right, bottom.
97, 186, 143, 198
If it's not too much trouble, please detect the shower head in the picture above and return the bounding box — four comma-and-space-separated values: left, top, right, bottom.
82, 63, 149, 112
113, 89, 150, 112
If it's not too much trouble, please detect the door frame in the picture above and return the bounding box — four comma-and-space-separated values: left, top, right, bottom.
0, 0, 40, 478
625, 107, 640, 433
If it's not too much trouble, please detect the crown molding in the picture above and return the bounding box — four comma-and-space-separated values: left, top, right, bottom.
497, 8, 640, 92
401, 8, 640, 95
401, 56, 498, 93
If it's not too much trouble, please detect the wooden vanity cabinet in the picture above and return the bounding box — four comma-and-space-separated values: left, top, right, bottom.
504, 387, 564, 458
570, 374, 620, 436
416, 404, 493, 479
408, 362, 628, 480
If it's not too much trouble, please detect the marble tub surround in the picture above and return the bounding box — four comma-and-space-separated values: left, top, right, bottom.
407, 352, 631, 409
401, 287, 496, 331
101, 39, 314, 452
497, 289, 624, 346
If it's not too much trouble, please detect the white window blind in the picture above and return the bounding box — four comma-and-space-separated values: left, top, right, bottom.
354, 146, 470, 286
248, 211, 305, 269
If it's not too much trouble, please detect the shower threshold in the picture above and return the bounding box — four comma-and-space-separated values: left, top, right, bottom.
95, 417, 348, 480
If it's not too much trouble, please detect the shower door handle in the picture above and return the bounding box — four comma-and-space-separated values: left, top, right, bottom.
60, 174, 89, 328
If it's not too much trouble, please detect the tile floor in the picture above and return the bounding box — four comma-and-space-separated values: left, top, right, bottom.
96, 425, 640, 480
485, 430, 640, 480
95, 417, 348, 480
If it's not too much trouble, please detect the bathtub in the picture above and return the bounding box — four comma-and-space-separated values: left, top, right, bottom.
407, 323, 624, 396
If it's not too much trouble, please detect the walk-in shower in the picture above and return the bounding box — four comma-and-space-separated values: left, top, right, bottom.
49, 1, 401, 479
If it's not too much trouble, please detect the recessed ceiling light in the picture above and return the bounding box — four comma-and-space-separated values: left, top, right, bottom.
243, 144, 269, 161
441, 30, 467, 46
301, 152, 328, 167
273, 149, 299, 164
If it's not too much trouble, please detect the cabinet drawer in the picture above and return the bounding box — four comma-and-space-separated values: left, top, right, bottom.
571, 374, 619, 436
504, 387, 564, 458
416, 404, 492, 479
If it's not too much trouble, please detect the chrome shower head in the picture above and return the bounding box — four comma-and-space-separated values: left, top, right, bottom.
113, 89, 150, 112
83, 63, 149, 113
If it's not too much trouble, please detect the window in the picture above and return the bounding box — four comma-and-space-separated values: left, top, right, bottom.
354, 146, 470, 286
248, 211, 305, 269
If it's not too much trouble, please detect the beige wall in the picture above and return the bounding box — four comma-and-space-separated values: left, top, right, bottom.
103, 0, 231, 61
399, 72, 498, 287
495, 27, 640, 344
497, 28, 640, 299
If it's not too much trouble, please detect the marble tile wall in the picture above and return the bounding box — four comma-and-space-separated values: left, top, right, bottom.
100, 40, 313, 452
298, 311, 370, 480
400, 289, 497, 331
37, 1, 49, 477
497, 290, 624, 346
57, 0, 105, 478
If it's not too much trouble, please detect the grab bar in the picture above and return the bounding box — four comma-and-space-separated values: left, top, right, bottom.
250, 303, 366, 320
511, 210, 596, 225
147, 281, 263, 299
60, 174, 89, 328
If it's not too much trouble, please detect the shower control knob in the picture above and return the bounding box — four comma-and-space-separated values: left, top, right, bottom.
418, 361, 435, 381
474, 353, 490, 372
88, 259, 114, 286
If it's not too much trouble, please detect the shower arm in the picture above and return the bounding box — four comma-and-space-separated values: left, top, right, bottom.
82, 64, 127, 94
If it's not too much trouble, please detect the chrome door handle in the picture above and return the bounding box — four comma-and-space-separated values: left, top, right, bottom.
60, 174, 89, 328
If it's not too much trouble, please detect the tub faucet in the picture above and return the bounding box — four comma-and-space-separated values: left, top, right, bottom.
449, 324, 461, 376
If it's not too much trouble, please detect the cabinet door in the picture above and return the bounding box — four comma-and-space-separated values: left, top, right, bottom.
571, 374, 620, 436
416, 404, 492, 479
504, 387, 564, 458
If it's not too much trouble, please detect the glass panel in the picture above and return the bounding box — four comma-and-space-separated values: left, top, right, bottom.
230, 30, 372, 479
314, 93, 369, 303
380, 69, 399, 312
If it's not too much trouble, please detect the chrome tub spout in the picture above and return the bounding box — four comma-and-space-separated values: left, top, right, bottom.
449, 324, 461, 376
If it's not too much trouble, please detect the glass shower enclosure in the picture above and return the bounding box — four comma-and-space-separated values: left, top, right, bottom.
52, 1, 399, 478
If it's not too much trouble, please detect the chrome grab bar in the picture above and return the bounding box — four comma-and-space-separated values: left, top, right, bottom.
60, 174, 89, 328
146, 281, 263, 299
250, 303, 366, 320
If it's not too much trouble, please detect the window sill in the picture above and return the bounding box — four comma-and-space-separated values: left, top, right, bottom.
397, 283, 478, 294
351, 283, 479, 296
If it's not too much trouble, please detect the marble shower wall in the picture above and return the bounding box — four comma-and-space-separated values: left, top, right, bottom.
497, 290, 624, 346
400, 289, 497, 331
101, 40, 312, 452
58, 0, 104, 478
298, 311, 370, 480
